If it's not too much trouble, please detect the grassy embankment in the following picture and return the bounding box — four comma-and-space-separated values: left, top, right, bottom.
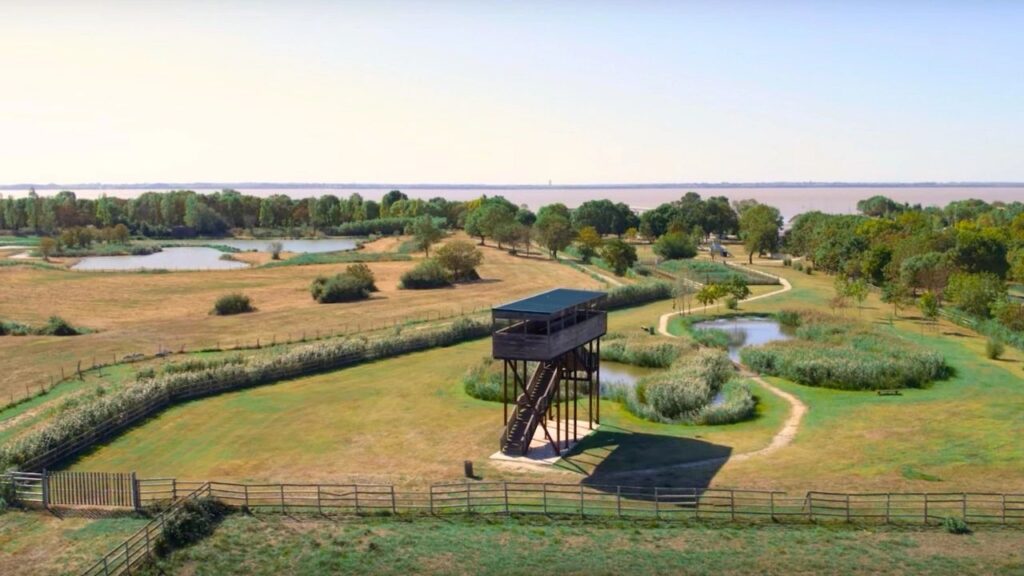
0, 511, 148, 576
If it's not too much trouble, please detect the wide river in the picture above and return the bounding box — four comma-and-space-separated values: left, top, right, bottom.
15, 185, 1024, 221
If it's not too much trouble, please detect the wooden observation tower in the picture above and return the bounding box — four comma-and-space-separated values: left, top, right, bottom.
491, 288, 607, 457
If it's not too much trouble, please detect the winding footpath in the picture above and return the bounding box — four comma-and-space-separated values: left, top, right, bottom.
618, 266, 808, 476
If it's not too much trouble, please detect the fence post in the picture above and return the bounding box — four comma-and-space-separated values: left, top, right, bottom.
730, 490, 736, 521
391, 485, 397, 515
466, 482, 471, 514
845, 494, 851, 523
1001, 494, 1006, 524
280, 484, 286, 514
103, 554, 110, 576
580, 485, 585, 519
504, 482, 510, 515
654, 487, 660, 520
316, 485, 322, 515
616, 486, 622, 518
769, 492, 775, 522
885, 493, 891, 524
543, 483, 548, 515
961, 492, 967, 521
923, 494, 929, 524
172, 478, 177, 501
244, 485, 249, 510
131, 472, 140, 512
41, 469, 49, 509
429, 485, 434, 515
806, 493, 813, 522
124, 541, 131, 575
354, 485, 360, 515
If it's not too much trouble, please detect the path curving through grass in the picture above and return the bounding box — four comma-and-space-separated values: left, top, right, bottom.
631, 264, 805, 475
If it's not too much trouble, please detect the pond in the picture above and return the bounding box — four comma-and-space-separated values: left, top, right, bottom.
599, 361, 732, 407
215, 238, 359, 253
691, 316, 792, 361
71, 247, 249, 271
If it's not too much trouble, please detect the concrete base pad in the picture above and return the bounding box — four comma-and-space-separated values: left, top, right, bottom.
490, 419, 599, 466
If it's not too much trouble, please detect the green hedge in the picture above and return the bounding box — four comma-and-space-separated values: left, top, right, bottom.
603, 281, 673, 310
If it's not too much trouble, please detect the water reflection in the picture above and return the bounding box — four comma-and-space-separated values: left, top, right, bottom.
72, 247, 248, 271
691, 317, 792, 361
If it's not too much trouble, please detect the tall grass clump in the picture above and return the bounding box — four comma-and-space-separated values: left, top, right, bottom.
740, 311, 949, 390
985, 338, 1005, 360
606, 350, 754, 425
603, 281, 673, 310
211, 293, 254, 315
156, 498, 231, 556
311, 266, 376, 303
0, 317, 489, 471
162, 354, 246, 375
462, 358, 504, 402
36, 316, 87, 336
600, 332, 692, 367
690, 327, 730, 349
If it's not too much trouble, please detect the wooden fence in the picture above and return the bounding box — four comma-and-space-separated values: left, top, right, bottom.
2, 475, 1016, 576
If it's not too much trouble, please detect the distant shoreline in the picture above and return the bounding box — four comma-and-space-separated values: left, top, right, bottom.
3, 181, 1024, 191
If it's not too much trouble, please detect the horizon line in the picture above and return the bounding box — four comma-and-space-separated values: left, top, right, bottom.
3, 180, 1024, 191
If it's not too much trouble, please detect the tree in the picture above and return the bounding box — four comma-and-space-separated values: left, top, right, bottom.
738, 202, 783, 264
857, 195, 905, 217
945, 272, 1006, 317
412, 215, 443, 256
38, 237, 57, 261
465, 202, 514, 246
434, 239, 484, 281
696, 284, 723, 309
726, 275, 751, 301
600, 239, 636, 276
673, 277, 696, 314
652, 231, 697, 260
575, 226, 603, 263
881, 281, 913, 318
918, 291, 939, 326
535, 212, 573, 258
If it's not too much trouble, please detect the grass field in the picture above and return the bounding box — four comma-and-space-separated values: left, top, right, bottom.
0, 233, 603, 400
140, 514, 1024, 576
0, 511, 148, 576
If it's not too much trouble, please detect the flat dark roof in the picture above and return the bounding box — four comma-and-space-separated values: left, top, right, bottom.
493, 288, 607, 316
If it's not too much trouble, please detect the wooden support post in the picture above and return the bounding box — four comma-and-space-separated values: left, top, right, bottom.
41, 469, 49, 509
885, 493, 891, 523
316, 485, 322, 515
924, 494, 929, 524
962, 492, 967, 521
730, 490, 736, 521
244, 485, 249, 510
845, 494, 851, 523
504, 482, 510, 515
131, 472, 140, 512
354, 485, 360, 514
543, 483, 548, 515
280, 484, 286, 514
429, 485, 434, 515
390, 485, 397, 515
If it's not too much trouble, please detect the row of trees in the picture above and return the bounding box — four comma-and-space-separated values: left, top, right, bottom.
786, 196, 1024, 331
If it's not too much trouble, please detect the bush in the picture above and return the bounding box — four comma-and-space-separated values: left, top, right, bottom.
725, 296, 739, 310
462, 358, 505, 402
345, 263, 378, 292
776, 310, 802, 327
434, 240, 483, 281
327, 217, 435, 237
211, 293, 254, 316
37, 316, 83, 336
985, 338, 1005, 360
793, 261, 804, 271
782, 256, 792, 267
694, 380, 757, 425
653, 232, 697, 260
157, 498, 230, 556
690, 327, 730, 349
400, 259, 451, 289
311, 274, 370, 303
943, 515, 972, 535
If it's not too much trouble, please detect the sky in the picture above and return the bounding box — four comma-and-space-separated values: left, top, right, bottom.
2, 0, 1023, 185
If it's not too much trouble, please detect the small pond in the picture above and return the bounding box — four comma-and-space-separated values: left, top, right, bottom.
691, 316, 792, 361
215, 238, 359, 253
71, 247, 248, 271
599, 361, 658, 391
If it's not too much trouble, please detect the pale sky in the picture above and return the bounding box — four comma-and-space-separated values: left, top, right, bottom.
2, 1, 1023, 184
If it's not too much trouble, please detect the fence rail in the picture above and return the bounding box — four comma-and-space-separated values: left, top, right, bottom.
5, 474, 1021, 576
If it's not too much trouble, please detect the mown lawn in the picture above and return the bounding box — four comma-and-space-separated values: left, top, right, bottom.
140, 514, 1024, 576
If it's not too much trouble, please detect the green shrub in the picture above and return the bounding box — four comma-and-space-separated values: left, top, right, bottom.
690, 327, 730, 349
943, 516, 971, 535
462, 358, 504, 402
157, 498, 230, 556
400, 259, 451, 289
985, 338, 1005, 360
725, 296, 739, 310
618, 350, 738, 423
311, 274, 371, 303
37, 316, 83, 336
345, 263, 378, 292
653, 232, 697, 260
776, 310, 802, 327
782, 256, 792, 267
793, 261, 804, 271
211, 293, 254, 316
